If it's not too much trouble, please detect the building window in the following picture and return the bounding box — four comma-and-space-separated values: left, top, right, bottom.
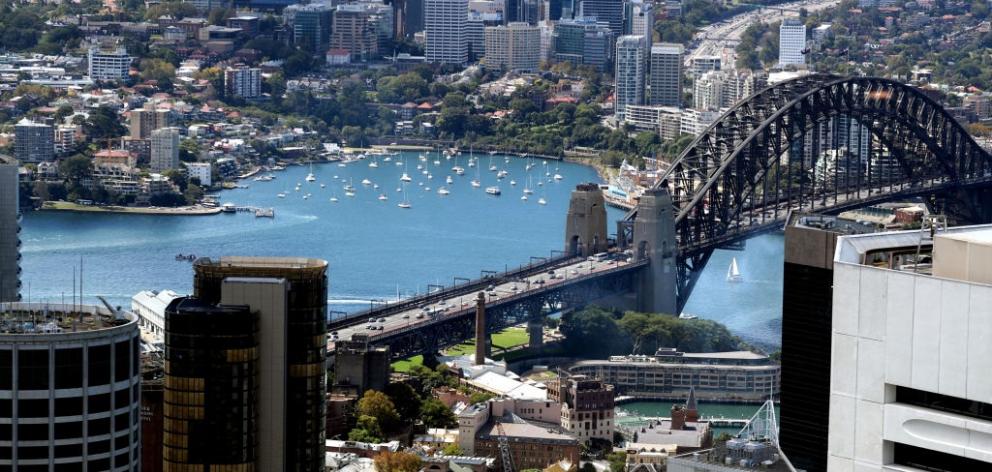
18, 349, 49, 390
55, 348, 83, 389
893, 442, 991, 472
895, 386, 992, 422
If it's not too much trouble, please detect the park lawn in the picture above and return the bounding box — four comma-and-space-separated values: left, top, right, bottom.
391, 355, 424, 373
390, 327, 532, 372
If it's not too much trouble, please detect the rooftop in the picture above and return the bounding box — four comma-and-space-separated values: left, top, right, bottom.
478, 416, 577, 445
195, 256, 328, 270
0, 302, 136, 335
632, 419, 712, 449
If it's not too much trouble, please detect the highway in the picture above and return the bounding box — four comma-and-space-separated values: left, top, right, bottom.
685, 0, 842, 69
329, 255, 638, 350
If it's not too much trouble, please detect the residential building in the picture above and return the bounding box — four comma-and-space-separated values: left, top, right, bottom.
623, 105, 682, 140
14, 118, 54, 163
779, 214, 876, 472
779, 18, 806, 66
0, 156, 18, 302
827, 224, 992, 471
185, 161, 212, 186
54, 125, 78, 154
188, 257, 329, 471
680, 108, 719, 136
483, 22, 541, 71
577, 0, 623, 36
614, 35, 646, 121
548, 374, 615, 443
426, 0, 469, 64
692, 69, 763, 111
689, 55, 720, 77
224, 65, 262, 99
553, 17, 614, 71
332, 333, 390, 395
0, 303, 141, 471
569, 348, 780, 402
290, 3, 335, 52
331, 3, 392, 61
87, 43, 131, 81
648, 43, 683, 107
130, 106, 171, 139
227, 15, 260, 36
149, 127, 180, 172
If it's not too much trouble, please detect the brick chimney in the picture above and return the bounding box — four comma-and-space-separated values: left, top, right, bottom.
474, 292, 486, 365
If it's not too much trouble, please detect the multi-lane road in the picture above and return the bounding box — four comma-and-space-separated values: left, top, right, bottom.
685, 0, 842, 69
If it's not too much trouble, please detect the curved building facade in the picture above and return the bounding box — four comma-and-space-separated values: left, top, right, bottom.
0, 302, 141, 471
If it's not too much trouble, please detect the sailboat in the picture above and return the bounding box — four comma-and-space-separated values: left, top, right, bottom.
398, 183, 412, 209
471, 163, 482, 188
727, 257, 743, 283
553, 162, 563, 181
305, 161, 317, 182
378, 193, 388, 201
446, 175, 454, 184
369, 156, 379, 168
523, 174, 534, 195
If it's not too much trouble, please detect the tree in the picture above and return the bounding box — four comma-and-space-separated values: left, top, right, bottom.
442, 443, 463, 455
377, 73, 430, 103
560, 306, 627, 357
83, 105, 126, 141
348, 414, 384, 443
469, 392, 493, 405
373, 451, 422, 472
139, 59, 176, 88
59, 155, 93, 182
419, 398, 457, 428
383, 382, 422, 422
606, 451, 627, 472
357, 390, 400, 432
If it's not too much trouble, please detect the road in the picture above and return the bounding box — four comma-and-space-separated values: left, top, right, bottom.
329, 256, 637, 350
685, 0, 842, 69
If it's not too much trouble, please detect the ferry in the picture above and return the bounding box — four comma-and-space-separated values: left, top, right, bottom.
485, 186, 501, 196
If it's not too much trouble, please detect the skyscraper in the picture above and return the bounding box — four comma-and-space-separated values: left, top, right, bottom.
0, 155, 19, 302
553, 17, 614, 71
426, 0, 469, 64
189, 257, 329, 472
150, 127, 180, 172
483, 22, 541, 71
577, 0, 623, 36
648, 42, 683, 107
14, 118, 54, 163
290, 3, 335, 52
779, 18, 807, 66
614, 35, 646, 121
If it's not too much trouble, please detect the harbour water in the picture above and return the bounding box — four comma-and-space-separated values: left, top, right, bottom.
617, 401, 780, 438
19, 152, 785, 348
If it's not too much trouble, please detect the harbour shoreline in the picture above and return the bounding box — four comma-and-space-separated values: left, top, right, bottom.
40, 201, 223, 216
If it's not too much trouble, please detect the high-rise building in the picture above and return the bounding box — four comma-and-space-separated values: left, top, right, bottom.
779, 18, 806, 66
130, 106, 171, 139
689, 55, 720, 77
692, 69, 763, 111
426, 0, 469, 64
224, 65, 262, 99
189, 257, 329, 471
0, 156, 18, 302
405, 0, 425, 34
577, 0, 623, 36
548, 374, 615, 443
331, 2, 394, 61
614, 35, 646, 121
0, 303, 141, 470
827, 223, 992, 471
626, 0, 653, 44
149, 127, 180, 172
290, 3, 335, 52
553, 17, 615, 71
648, 42, 683, 107
87, 43, 132, 82
779, 214, 876, 472
14, 118, 54, 163
483, 22, 541, 71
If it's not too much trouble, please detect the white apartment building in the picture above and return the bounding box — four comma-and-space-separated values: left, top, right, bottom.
224, 66, 261, 99
185, 161, 212, 187
614, 35, 646, 121
150, 127, 180, 172
426, 0, 469, 65
482, 22, 540, 71
648, 43, 683, 107
779, 18, 807, 66
623, 105, 682, 140
87, 44, 131, 81
828, 224, 992, 471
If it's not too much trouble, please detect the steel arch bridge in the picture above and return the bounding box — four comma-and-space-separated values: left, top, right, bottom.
620, 74, 992, 312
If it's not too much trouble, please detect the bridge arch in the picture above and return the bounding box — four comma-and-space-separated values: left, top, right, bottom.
626, 75, 992, 311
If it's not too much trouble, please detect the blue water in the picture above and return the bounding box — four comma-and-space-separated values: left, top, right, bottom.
19, 152, 785, 348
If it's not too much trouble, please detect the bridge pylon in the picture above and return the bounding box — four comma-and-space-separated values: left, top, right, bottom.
564, 183, 608, 257
632, 187, 679, 315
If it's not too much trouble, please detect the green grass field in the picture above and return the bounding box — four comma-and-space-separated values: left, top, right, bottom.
390, 326, 532, 373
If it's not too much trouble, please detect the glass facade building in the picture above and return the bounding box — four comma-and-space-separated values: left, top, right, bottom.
0, 155, 19, 303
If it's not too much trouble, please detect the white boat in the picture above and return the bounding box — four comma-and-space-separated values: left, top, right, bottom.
521, 195, 528, 201
400, 173, 412, 182
446, 176, 454, 184
344, 179, 356, 192
453, 167, 465, 175
369, 160, 378, 168
497, 170, 508, 179
427, 173, 433, 179
727, 257, 743, 282
421, 169, 428, 175
537, 197, 547, 205
320, 183, 326, 188
361, 178, 372, 186
416, 164, 423, 170
678, 313, 698, 320
303, 194, 309, 200
378, 194, 388, 201
485, 186, 501, 196
345, 191, 356, 197
398, 184, 411, 209
338, 163, 346, 167
424, 186, 431, 191
330, 196, 339, 203
438, 187, 450, 195
489, 165, 498, 172
553, 173, 563, 181
277, 193, 287, 198
305, 162, 317, 182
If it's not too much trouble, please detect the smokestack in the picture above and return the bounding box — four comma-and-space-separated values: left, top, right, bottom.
475, 292, 486, 365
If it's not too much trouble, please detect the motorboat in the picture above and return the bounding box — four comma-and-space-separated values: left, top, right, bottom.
485, 186, 501, 196
378, 194, 388, 201
438, 187, 450, 195
400, 173, 412, 182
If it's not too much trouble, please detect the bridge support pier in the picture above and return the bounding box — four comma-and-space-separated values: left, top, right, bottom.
931, 187, 992, 225
527, 318, 543, 350
632, 187, 679, 315
565, 184, 608, 257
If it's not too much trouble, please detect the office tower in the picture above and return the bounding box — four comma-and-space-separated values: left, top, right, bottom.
779, 214, 875, 472
224, 65, 262, 99
626, 0, 653, 44
548, 0, 563, 20
466, 14, 487, 60
0, 303, 141, 470
779, 18, 806, 66
648, 42, 682, 107
333, 334, 390, 395
577, 0, 623, 36
483, 22, 541, 71
191, 257, 329, 472
291, 3, 335, 52
827, 224, 992, 471
406, 0, 425, 34
614, 35, 646, 121
426, 0, 469, 64
163, 299, 258, 470
0, 156, 18, 302
332, 4, 381, 61
553, 17, 614, 71
130, 106, 171, 139
149, 127, 180, 172
14, 118, 54, 163
517, 0, 541, 23
88, 43, 131, 81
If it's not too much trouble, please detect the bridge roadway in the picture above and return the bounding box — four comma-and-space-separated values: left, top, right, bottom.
328, 255, 646, 353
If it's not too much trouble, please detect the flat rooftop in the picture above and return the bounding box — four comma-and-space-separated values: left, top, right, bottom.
0, 302, 135, 334
195, 256, 328, 270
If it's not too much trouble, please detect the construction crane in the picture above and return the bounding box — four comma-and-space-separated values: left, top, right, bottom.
495, 420, 515, 472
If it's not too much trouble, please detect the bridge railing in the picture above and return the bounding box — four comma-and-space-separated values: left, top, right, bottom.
328, 253, 587, 330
